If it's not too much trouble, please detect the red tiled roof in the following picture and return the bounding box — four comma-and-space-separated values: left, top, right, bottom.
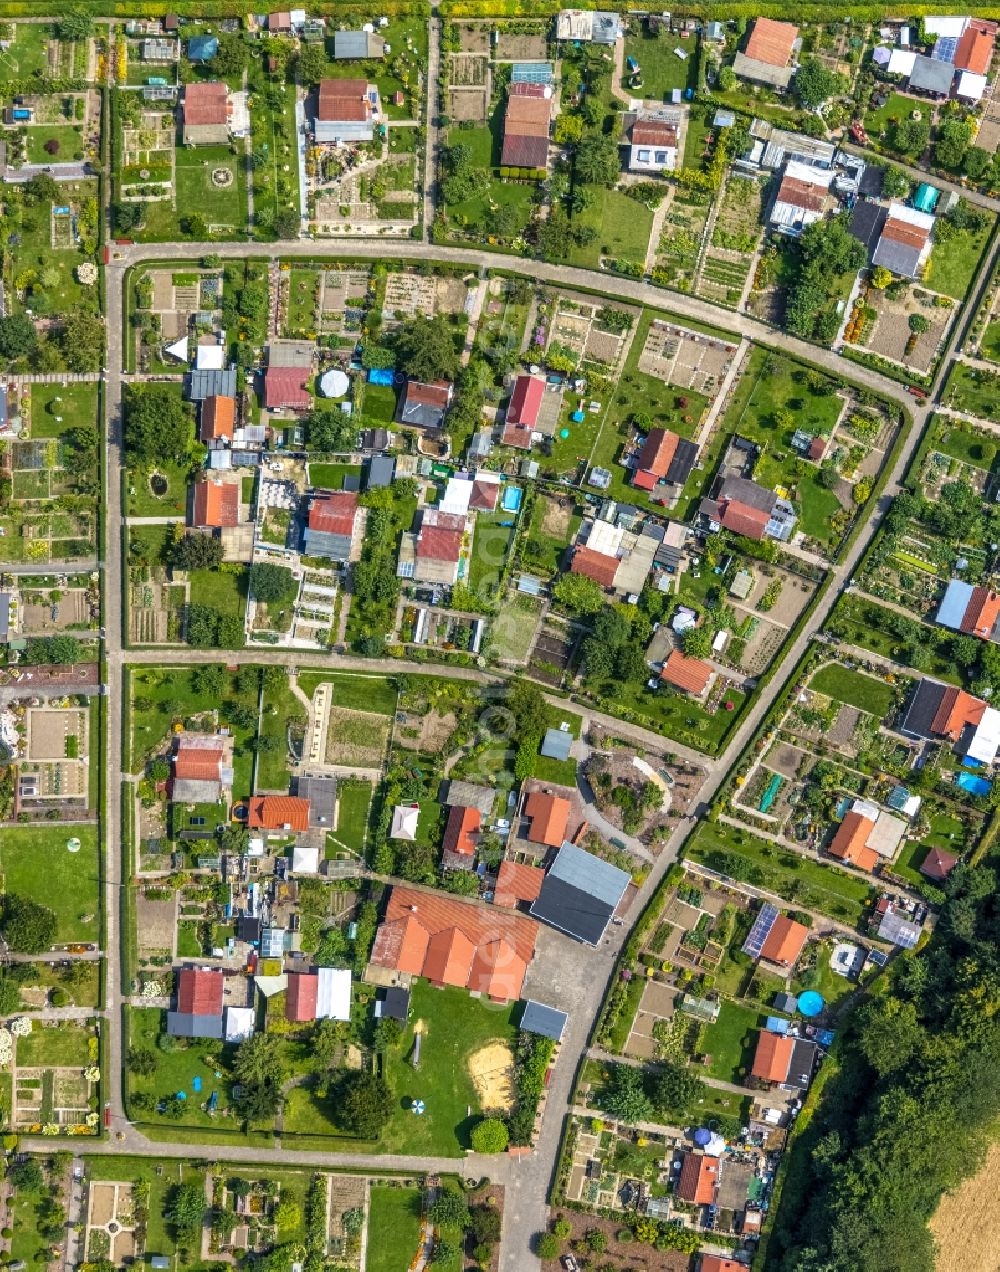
631, 120, 677, 146
961, 586, 1000, 639
745, 17, 798, 67
510, 82, 548, 98
760, 915, 807, 966
502, 422, 533, 449
309, 490, 358, 536
719, 498, 769, 540
285, 971, 319, 1021
317, 77, 371, 122
752, 1031, 794, 1083
660, 649, 713, 696
494, 860, 545, 908
200, 394, 235, 442
930, 686, 987, 740
634, 428, 679, 482
828, 811, 878, 872
777, 173, 827, 213
416, 526, 463, 563
507, 375, 545, 429
469, 478, 499, 512
268, 11, 291, 31
524, 791, 570, 847
192, 480, 239, 528
807, 436, 827, 462
571, 546, 618, 587
247, 795, 311, 832
631, 467, 658, 491
504, 94, 551, 131
442, 805, 480, 858
700, 1259, 746, 1272
183, 81, 228, 126
921, 845, 959, 882
265, 366, 311, 410
176, 967, 223, 1016
955, 26, 994, 74
881, 214, 931, 252
677, 1153, 720, 1205
174, 735, 225, 782
501, 134, 549, 168
405, 380, 452, 408
370, 885, 537, 1001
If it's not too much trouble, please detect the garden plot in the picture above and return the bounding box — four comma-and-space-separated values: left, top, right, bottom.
26, 706, 87, 760
496, 30, 548, 58
546, 296, 635, 376
120, 112, 175, 205
853, 284, 954, 376
319, 269, 371, 335
14, 1065, 95, 1132
20, 588, 89, 634
722, 566, 817, 676
135, 891, 176, 963
696, 174, 762, 307
129, 578, 185, 645
2, 439, 96, 564
85, 1182, 138, 1265
638, 318, 735, 399
624, 979, 679, 1061
384, 271, 469, 323
323, 704, 391, 770
656, 190, 710, 291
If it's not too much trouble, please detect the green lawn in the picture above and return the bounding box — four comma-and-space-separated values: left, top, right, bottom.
30, 382, 99, 438
684, 822, 875, 926
125, 1006, 239, 1134
307, 461, 363, 489
10, 1177, 52, 1269
0, 824, 100, 944
86, 1156, 204, 1258
470, 511, 514, 592
699, 1000, 765, 1084
380, 980, 519, 1155
367, 1186, 424, 1272
176, 144, 249, 232
360, 381, 397, 423
328, 780, 373, 857
925, 213, 995, 300
3, 22, 53, 77
25, 123, 85, 163
981, 317, 1000, 364
621, 31, 698, 98
598, 677, 746, 756
927, 416, 998, 470
189, 566, 247, 623
808, 663, 895, 719
568, 188, 654, 269
297, 670, 398, 715
943, 361, 1000, 424
16, 1021, 94, 1068
449, 123, 492, 167
825, 595, 963, 685
258, 680, 308, 789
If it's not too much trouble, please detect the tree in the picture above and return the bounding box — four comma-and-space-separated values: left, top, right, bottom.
2, 895, 56, 953
554, 114, 583, 145
470, 1117, 509, 1154
56, 9, 92, 39
0, 975, 21, 1016
340, 1071, 393, 1137
124, 385, 193, 466
213, 34, 248, 78
172, 533, 224, 571
934, 117, 973, 171
469, 1206, 502, 1244
682, 626, 713, 659
0, 314, 37, 361
894, 115, 931, 156
8, 1158, 43, 1191
603, 1064, 653, 1124
296, 41, 329, 84
536, 1233, 561, 1258
113, 202, 144, 235
794, 59, 841, 107
128, 1047, 157, 1077
167, 1180, 205, 1238
60, 309, 105, 372
184, 213, 208, 239
718, 66, 736, 91
249, 562, 297, 605
870, 266, 892, 290
393, 314, 459, 383
274, 1199, 300, 1233
575, 134, 620, 187
193, 664, 226, 697
234, 1033, 286, 1088
880, 165, 910, 199
553, 572, 605, 616
307, 409, 356, 452
428, 1190, 470, 1228
909, 313, 930, 334
431, 1240, 456, 1264
274, 207, 301, 239
651, 1062, 702, 1114
24, 172, 59, 205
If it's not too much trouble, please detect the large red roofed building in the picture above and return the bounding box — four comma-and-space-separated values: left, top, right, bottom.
676, 1152, 720, 1205
192, 479, 239, 528
719, 499, 770, 540
247, 794, 311, 833
182, 81, 230, 145
174, 734, 226, 783
660, 649, 713, 698
760, 914, 808, 967
570, 546, 619, 588
744, 17, 798, 67
200, 394, 235, 443
506, 375, 545, 430
285, 971, 319, 1022
524, 790, 570, 847
955, 25, 994, 74
369, 885, 538, 1001
828, 810, 879, 872
303, 490, 359, 560
752, 1029, 795, 1083
264, 366, 312, 411
176, 967, 224, 1016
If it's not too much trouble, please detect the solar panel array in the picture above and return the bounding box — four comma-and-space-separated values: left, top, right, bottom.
743, 901, 780, 958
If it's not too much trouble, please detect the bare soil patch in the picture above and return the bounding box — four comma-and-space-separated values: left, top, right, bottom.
930, 1139, 1000, 1271
540, 495, 572, 540
324, 705, 391, 768
393, 708, 457, 753
468, 1041, 514, 1112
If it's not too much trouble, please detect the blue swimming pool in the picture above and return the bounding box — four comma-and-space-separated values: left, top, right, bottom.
957, 771, 992, 797
501, 485, 522, 513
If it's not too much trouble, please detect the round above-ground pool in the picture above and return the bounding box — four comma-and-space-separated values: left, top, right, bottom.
797, 991, 824, 1017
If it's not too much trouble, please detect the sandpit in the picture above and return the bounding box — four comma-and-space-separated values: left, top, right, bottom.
930, 1140, 1000, 1270
468, 1042, 514, 1112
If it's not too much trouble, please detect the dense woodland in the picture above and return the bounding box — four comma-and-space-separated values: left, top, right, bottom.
769, 857, 1000, 1270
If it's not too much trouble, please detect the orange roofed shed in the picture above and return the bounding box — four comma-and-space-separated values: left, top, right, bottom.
524, 791, 570, 847
828, 810, 879, 872
752, 1030, 794, 1083
760, 914, 808, 967
676, 1152, 720, 1205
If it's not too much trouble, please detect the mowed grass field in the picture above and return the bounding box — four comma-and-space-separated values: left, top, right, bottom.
0, 824, 100, 944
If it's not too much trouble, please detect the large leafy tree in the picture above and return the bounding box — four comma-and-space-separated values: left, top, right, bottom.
393, 315, 459, 383
124, 385, 194, 467
1, 896, 57, 953
340, 1071, 393, 1137
0, 314, 37, 360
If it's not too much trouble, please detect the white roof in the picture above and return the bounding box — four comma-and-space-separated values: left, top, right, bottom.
316, 966, 352, 1021
672, 606, 698, 633
957, 70, 987, 100
254, 973, 288, 998
223, 1005, 256, 1042
391, 804, 419, 841
440, 476, 473, 518
196, 344, 225, 370
319, 368, 350, 398
851, 797, 881, 822
968, 706, 1000, 764
887, 48, 917, 75
924, 15, 968, 37
586, 518, 624, 557
712, 630, 729, 653
165, 335, 189, 362
864, 812, 908, 859
886, 200, 936, 232
291, 844, 321, 874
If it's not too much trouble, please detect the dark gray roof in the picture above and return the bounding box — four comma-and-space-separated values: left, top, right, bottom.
334, 29, 371, 58
0, 593, 9, 640
366, 455, 395, 489
297, 774, 338, 829
303, 526, 352, 560
540, 727, 573, 761
900, 678, 949, 739
872, 234, 923, 279
237, 915, 261, 943
850, 200, 887, 253
520, 999, 568, 1041
786, 1037, 819, 1090
908, 53, 955, 95
189, 368, 237, 401
718, 475, 777, 514
166, 1010, 224, 1039
666, 438, 699, 486
530, 842, 631, 945
375, 985, 410, 1020
361, 427, 391, 451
